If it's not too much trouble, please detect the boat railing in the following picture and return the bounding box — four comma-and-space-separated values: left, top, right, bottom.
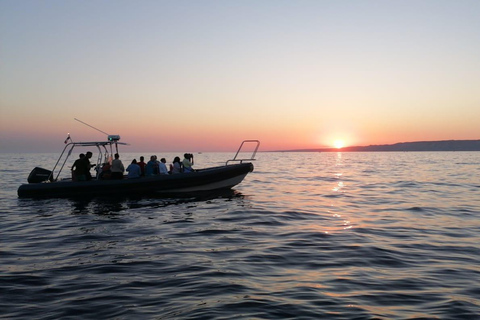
226, 140, 260, 165
49, 140, 126, 181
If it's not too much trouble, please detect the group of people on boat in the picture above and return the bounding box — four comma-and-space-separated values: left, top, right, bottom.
71, 152, 195, 181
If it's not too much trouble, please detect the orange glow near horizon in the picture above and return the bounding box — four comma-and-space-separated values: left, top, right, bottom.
1, 2, 480, 154
333, 139, 345, 149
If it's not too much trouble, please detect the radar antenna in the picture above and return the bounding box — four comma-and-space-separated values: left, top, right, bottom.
74, 118, 121, 142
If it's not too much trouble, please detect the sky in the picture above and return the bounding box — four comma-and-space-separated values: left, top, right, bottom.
1, 0, 479, 153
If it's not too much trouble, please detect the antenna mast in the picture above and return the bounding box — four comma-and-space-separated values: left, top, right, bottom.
74, 118, 110, 136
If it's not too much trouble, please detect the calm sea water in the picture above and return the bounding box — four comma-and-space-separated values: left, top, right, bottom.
1, 151, 479, 319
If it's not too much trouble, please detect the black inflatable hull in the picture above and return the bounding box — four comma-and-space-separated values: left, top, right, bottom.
18, 163, 254, 198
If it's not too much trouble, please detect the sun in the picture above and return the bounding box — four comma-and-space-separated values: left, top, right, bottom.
333, 139, 345, 149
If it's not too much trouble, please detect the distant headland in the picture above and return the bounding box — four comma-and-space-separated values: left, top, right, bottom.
276, 140, 480, 152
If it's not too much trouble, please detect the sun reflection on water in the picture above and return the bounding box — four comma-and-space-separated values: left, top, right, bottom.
329, 152, 354, 231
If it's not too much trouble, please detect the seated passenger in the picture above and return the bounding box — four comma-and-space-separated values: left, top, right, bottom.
153, 155, 160, 175
145, 156, 158, 176
182, 153, 194, 173
126, 159, 141, 179
111, 153, 125, 179
159, 158, 168, 175
170, 156, 182, 174
137, 156, 146, 176
99, 162, 112, 180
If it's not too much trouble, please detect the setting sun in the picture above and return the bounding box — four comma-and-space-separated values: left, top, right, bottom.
333, 140, 345, 149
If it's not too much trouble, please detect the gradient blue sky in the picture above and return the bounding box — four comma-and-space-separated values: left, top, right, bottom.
1, 0, 479, 152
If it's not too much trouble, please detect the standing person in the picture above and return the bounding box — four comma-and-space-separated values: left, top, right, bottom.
170, 156, 182, 174
182, 153, 194, 173
84, 151, 94, 180
72, 153, 87, 181
159, 158, 169, 175
137, 156, 146, 176
110, 153, 125, 179
126, 159, 141, 179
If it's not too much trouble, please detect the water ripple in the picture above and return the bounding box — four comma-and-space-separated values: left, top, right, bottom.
1, 152, 480, 318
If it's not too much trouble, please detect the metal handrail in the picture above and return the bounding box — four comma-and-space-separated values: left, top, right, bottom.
49, 140, 127, 181
226, 140, 260, 165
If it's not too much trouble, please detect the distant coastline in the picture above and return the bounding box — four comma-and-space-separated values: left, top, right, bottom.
274, 140, 480, 152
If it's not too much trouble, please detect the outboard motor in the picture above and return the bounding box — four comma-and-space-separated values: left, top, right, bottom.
27, 167, 53, 183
